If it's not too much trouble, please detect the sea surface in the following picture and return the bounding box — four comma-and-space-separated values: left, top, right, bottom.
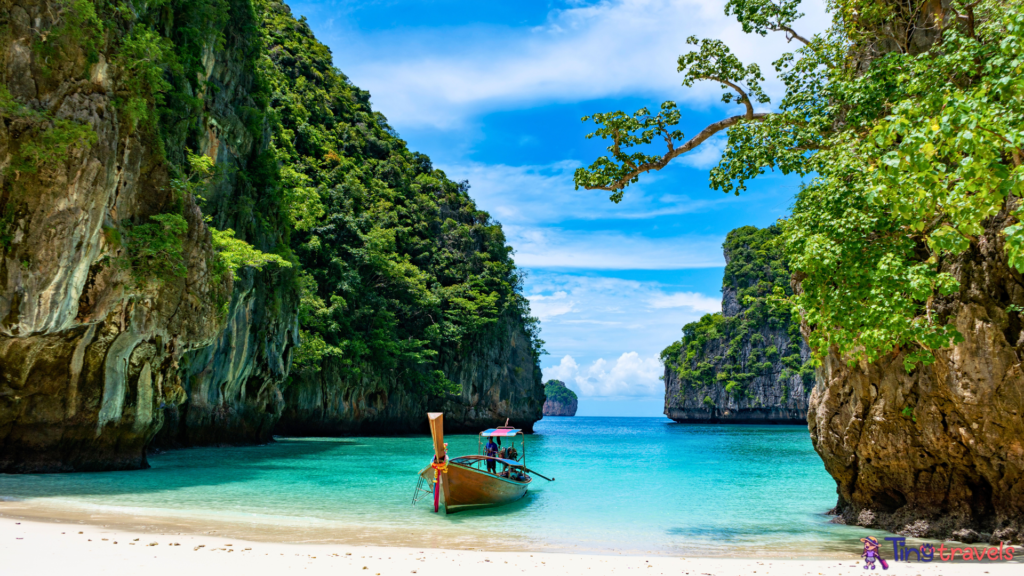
0, 417, 880, 557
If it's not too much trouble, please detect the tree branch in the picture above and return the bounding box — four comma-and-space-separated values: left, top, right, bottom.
976, 125, 1022, 168
920, 212, 948, 237
706, 76, 756, 119
583, 112, 769, 191
775, 25, 811, 46
948, 1, 980, 39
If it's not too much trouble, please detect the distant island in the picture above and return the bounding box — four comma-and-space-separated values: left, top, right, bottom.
543, 380, 578, 416
660, 226, 812, 424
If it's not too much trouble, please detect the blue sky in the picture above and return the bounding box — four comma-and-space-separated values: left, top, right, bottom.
288, 0, 830, 416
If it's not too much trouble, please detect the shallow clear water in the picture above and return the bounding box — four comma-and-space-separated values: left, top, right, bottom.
0, 417, 877, 556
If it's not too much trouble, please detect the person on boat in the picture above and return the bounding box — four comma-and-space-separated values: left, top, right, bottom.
497, 448, 514, 476
485, 437, 499, 474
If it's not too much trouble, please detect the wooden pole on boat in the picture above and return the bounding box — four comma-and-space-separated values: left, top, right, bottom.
525, 467, 555, 481
428, 412, 445, 459
427, 412, 451, 513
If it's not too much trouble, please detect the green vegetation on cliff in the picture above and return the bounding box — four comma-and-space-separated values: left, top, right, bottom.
3, 0, 541, 430
1, 0, 294, 291
34, 0, 543, 394
544, 380, 577, 404
660, 226, 812, 398
256, 1, 541, 395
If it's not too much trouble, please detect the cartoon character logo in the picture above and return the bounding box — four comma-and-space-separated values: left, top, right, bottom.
861, 536, 890, 570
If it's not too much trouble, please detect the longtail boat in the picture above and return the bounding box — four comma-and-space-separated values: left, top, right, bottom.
414, 412, 553, 514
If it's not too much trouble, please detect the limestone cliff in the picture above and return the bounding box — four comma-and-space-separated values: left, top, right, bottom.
792, 1, 1024, 545
543, 380, 577, 417
0, 0, 297, 471
661, 226, 812, 424
151, 1, 300, 450
262, 2, 545, 436
0, 0, 543, 472
809, 210, 1024, 544
277, 316, 543, 435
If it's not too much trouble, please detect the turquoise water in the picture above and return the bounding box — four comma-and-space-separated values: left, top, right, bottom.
0, 417, 877, 556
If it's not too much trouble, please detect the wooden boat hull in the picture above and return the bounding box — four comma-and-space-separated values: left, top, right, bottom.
444, 462, 530, 511
419, 462, 530, 512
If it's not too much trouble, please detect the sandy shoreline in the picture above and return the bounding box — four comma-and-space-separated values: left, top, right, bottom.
0, 498, 564, 553
2, 513, 1020, 575
0, 497, 862, 558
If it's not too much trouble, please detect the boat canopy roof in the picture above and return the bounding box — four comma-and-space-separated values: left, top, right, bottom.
481, 428, 521, 437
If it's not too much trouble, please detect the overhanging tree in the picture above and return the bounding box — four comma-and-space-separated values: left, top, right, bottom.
574, 0, 1024, 369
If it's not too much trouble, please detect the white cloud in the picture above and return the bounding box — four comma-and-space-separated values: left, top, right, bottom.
329, 0, 831, 128
561, 319, 622, 326
441, 160, 731, 226
647, 291, 721, 312
545, 355, 581, 383
676, 133, 729, 169
525, 273, 720, 375
528, 291, 576, 321
544, 352, 664, 397
527, 274, 721, 321
508, 226, 724, 270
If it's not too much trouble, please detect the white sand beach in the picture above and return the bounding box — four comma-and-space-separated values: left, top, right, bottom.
1, 515, 1018, 576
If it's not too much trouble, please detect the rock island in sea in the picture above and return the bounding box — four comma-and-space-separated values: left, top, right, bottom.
542, 379, 578, 416
660, 226, 812, 424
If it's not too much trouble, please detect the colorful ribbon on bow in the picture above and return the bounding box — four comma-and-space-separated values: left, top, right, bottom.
430, 457, 448, 483
430, 456, 448, 513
